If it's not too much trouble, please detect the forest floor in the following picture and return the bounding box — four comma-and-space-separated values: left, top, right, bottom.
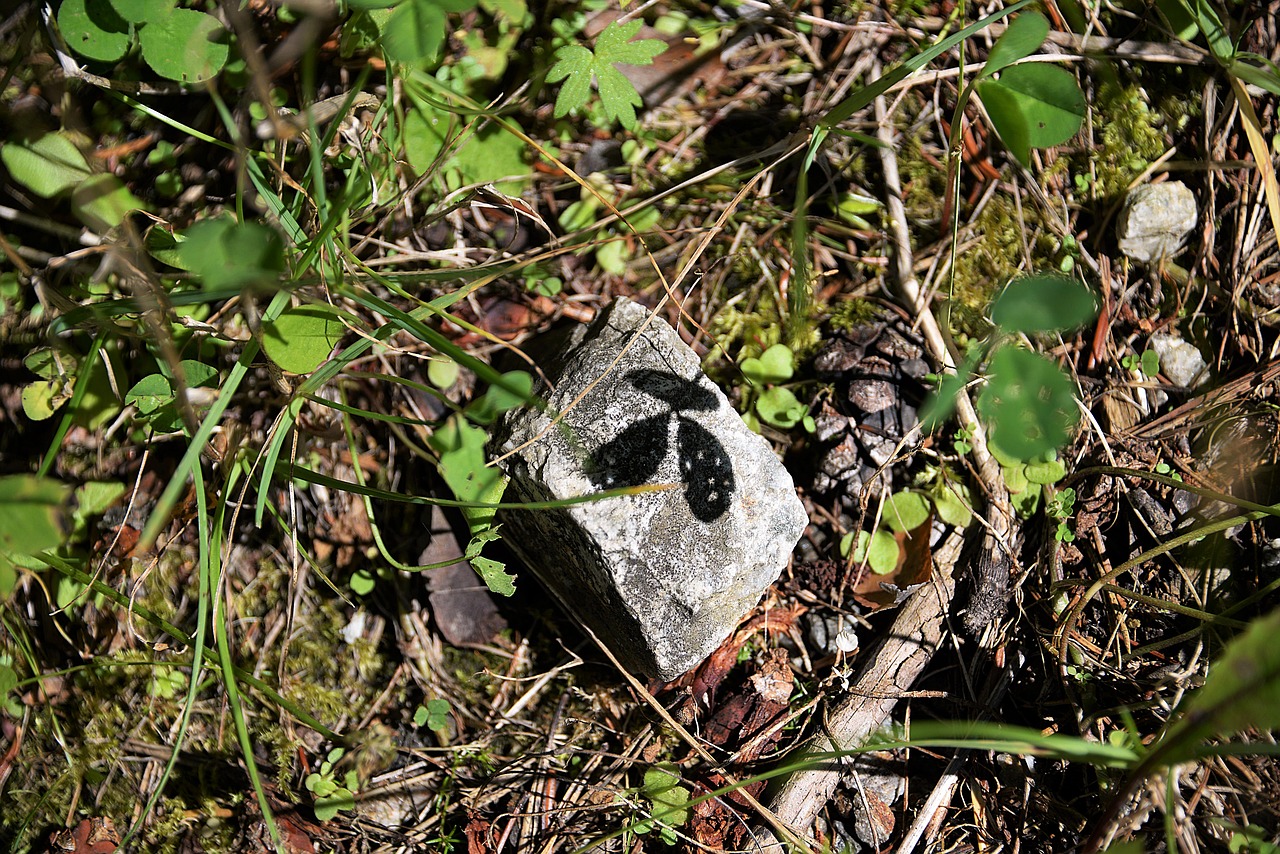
4, 0, 1280, 851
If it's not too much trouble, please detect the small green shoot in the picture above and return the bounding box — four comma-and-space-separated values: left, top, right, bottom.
1048, 486, 1076, 543
414, 698, 451, 731
547, 20, 666, 130
1121, 349, 1161, 378
305, 748, 358, 822
633, 764, 691, 845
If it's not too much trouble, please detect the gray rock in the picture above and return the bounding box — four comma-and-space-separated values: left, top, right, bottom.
1117, 181, 1198, 263
492, 299, 808, 680
1149, 332, 1208, 388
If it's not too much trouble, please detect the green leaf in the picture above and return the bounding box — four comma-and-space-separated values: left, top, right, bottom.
976, 64, 1085, 166
427, 358, 459, 390
58, 0, 131, 63
852, 529, 899, 575
0, 476, 68, 594
138, 7, 228, 83
74, 481, 126, 519
22, 380, 71, 421
977, 346, 1078, 461
402, 100, 529, 194
181, 219, 285, 290
978, 12, 1048, 80
1024, 455, 1067, 484
466, 370, 534, 426
313, 788, 355, 821
741, 343, 795, 385
424, 697, 450, 731
883, 490, 930, 533
546, 20, 666, 129
0, 133, 91, 197
755, 386, 806, 429
109, 0, 174, 23
429, 414, 507, 532
263, 305, 346, 374
471, 553, 515, 596
350, 569, 376, 595
1160, 607, 1280, 764
931, 480, 973, 527
991, 274, 1096, 334
71, 173, 147, 231
382, 0, 447, 63
642, 765, 691, 827
126, 373, 173, 414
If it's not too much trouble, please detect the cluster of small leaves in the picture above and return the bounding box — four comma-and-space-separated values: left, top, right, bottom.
305, 748, 358, 822
739, 343, 814, 432
630, 765, 691, 845
842, 474, 972, 574
927, 273, 1096, 467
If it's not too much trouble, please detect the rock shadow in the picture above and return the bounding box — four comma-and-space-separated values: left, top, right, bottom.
586, 369, 735, 522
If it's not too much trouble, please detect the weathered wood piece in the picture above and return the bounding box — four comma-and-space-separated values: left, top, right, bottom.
492, 299, 808, 680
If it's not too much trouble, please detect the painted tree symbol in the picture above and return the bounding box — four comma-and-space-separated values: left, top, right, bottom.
587, 369, 735, 522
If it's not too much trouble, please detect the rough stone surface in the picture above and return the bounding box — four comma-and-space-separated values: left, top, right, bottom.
492, 299, 808, 680
1149, 332, 1209, 388
1117, 181, 1198, 263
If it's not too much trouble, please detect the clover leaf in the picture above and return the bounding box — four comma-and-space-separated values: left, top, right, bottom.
547, 20, 665, 130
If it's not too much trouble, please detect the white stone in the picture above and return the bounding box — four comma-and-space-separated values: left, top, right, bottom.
1117, 181, 1198, 263
492, 299, 808, 680
1150, 333, 1208, 388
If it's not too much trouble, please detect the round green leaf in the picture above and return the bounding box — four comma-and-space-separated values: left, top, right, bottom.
263, 305, 345, 374
58, 0, 131, 63
138, 8, 228, 83
427, 358, 459, 390
381, 0, 447, 63
125, 373, 173, 414
852, 529, 900, 575
978, 346, 1078, 461
109, 0, 174, 23
883, 490, 930, 533
181, 219, 285, 290
350, 569, 376, 596
931, 481, 973, 527
0, 133, 91, 197
741, 343, 795, 385
755, 386, 806, 429
991, 274, 1096, 334
978, 64, 1085, 166
1024, 456, 1067, 484
0, 475, 68, 560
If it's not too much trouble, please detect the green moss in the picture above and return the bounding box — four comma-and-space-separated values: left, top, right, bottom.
826, 297, 880, 332
1089, 82, 1172, 199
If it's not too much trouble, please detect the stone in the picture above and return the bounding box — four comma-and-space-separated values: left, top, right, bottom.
491, 299, 808, 680
1117, 181, 1198, 263
1149, 332, 1208, 388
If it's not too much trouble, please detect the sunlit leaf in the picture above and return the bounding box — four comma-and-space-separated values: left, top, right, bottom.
58, 0, 131, 63
977, 64, 1085, 166
0, 133, 91, 197
138, 7, 228, 83
978, 11, 1048, 80
263, 305, 345, 374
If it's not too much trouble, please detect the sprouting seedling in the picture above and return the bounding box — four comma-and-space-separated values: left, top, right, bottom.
587, 369, 735, 522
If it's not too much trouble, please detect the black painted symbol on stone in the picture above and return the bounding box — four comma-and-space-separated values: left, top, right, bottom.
587, 369, 735, 522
